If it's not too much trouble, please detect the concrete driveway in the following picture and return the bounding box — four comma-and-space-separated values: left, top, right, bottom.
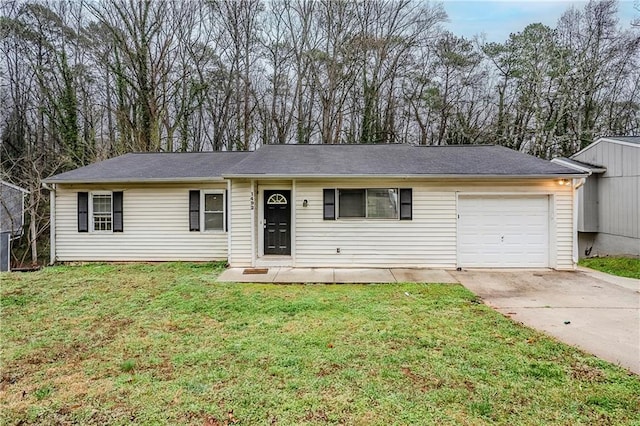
452, 268, 640, 374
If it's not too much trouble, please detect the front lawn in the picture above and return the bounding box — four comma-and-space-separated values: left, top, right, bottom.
1, 263, 639, 425
579, 256, 640, 279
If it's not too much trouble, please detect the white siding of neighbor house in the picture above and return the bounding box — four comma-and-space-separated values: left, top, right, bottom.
572, 139, 639, 256
54, 183, 228, 262
229, 178, 574, 270
1, 181, 27, 235
573, 140, 639, 240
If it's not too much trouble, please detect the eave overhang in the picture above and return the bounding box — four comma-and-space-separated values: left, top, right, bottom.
222, 173, 588, 179
42, 177, 227, 185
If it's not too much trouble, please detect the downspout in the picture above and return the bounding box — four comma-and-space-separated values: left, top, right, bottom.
42, 182, 56, 265
250, 179, 256, 267
572, 177, 588, 267
227, 179, 232, 265
291, 179, 296, 267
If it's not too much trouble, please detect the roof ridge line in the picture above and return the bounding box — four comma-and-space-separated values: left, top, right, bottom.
124, 151, 249, 154
259, 143, 498, 147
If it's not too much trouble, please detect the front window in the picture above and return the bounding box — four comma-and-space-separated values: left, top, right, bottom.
338, 189, 365, 217
92, 194, 112, 231
203, 192, 224, 231
367, 188, 398, 218
338, 188, 398, 219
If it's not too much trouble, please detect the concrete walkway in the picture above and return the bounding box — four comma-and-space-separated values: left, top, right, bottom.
452, 268, 640, 375
217, 267, 459, 284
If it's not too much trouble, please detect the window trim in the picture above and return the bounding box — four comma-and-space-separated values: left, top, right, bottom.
89, 191, 113, 232
336, 188, 400, 220
200, 190, 226, 233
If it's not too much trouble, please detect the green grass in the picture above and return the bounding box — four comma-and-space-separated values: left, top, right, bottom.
579, 256, 640, 279
1, 263, 639, 425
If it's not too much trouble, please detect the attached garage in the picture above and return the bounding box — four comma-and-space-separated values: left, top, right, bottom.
457, 195, 550, 268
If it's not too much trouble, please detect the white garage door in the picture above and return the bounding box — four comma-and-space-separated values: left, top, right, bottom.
457, 195, 550, 267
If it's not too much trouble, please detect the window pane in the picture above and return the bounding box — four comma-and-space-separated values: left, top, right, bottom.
204, 212, 223, 230
93, 194, 111, 214
205, 193, 223, 212
93, 194, 112, 231
339, 189, 365, 218
367, 188, 398, 219
94, 215, 112, 231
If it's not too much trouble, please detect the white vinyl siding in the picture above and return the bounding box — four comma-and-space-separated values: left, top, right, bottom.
54, 183, 227, 262
573, 139, 639, 240
556, 190, 574, 268
598, 176, 640, 239
54, 177, 576, 269
228, 180, 253, 266
300, 184, 454, 267
285, 179, 574, 269
296, 183, 455, 267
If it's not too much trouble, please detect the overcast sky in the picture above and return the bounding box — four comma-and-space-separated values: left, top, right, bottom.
442, 0, 638, 43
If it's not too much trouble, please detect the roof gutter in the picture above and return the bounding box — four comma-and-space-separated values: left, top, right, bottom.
221, 173, 588, 179
550, 159, 593, 188
551, 158, 604, 174
42, 177, 227, 185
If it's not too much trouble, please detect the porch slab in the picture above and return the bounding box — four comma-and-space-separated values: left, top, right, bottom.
217, 267, 279, 283
391, 268, 459, 284
217, 267, 461, 284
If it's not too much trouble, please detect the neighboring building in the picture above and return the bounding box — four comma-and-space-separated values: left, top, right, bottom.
0, 180, 29, 272
553, 137, 639, 257
43, 144, 585, 270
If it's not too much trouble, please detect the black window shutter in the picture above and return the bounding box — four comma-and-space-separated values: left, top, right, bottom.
189, 190, 200, 231
78, 192, 89, 232
323, 189, 335, 220
224, 189, 228, 232
400, 188, 412, 220
113, 191, 123, 232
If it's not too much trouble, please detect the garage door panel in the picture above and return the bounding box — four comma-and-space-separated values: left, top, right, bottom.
458, 196, 550, 267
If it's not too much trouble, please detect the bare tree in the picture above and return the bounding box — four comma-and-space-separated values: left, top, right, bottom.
1, 0, 638, 263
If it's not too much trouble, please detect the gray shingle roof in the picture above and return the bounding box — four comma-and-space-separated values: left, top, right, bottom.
225, 144, 581, 177
45, 144, 583, 183
44, 152, 250, 183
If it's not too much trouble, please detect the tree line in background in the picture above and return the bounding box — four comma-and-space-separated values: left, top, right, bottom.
1, 0, 639, 265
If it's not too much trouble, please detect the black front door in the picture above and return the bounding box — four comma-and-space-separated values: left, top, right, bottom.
264, 190, 291, 255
